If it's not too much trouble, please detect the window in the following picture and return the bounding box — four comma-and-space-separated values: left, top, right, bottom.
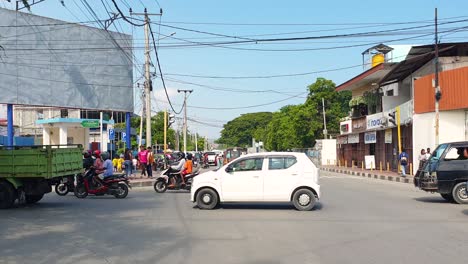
60, 109, 68, 118
386, 89, 394, 96
444, 147, 468, 161
268, 156, 297, 170
232, 158, 263, 171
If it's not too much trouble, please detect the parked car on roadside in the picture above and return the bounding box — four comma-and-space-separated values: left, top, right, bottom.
191, 152, 321, 211
414, 141, 468, 204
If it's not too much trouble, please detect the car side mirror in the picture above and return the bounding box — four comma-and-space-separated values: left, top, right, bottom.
225, 166, 233, 173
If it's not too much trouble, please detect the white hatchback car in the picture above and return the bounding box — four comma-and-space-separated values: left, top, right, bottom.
191, 152, 320, 211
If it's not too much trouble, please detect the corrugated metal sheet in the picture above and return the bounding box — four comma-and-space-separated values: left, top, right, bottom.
414, 66, 468, 114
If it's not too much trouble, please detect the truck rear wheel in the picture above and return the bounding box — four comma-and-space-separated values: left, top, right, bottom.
25, 194, 44, 204
452, 182, 468, 204
0, 181, 16, 209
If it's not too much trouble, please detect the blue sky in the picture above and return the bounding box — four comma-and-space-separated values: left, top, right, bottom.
1, 0, 467, 140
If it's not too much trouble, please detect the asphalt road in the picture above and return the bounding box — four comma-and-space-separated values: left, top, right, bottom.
1, 171, 468, 264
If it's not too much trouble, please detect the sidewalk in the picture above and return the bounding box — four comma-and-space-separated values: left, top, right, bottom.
320, 165, 414, 184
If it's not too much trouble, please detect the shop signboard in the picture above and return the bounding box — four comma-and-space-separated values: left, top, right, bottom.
366, 113, 386, 130
347, 134, 359, 144
337, 136, 348, 145
340, 120, 352, 134
365, 155, 376, 169
364, 131, 377, 144
352, 117, 366, 133
385, 129, 392, 143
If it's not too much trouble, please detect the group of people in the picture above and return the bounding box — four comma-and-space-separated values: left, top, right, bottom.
119, 146, 155, 179
399, 147, 431, 177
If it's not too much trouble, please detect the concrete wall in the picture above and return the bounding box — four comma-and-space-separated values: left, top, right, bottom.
412, 110, 467, 169
321, 139, 337, 165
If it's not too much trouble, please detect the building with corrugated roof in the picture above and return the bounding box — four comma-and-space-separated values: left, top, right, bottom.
336, 42, 468, 172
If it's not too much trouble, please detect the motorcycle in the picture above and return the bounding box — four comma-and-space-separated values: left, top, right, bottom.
74, 168, 131, 199
154, 167, 199, 193
55, 175, 75, 196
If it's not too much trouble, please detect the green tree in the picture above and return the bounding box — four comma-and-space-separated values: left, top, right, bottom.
217, 112, 273, 147
305, 78, 351, 139
264, 78, 351, 151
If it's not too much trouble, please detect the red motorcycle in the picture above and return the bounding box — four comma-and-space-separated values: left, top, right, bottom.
74, 168, 131, 199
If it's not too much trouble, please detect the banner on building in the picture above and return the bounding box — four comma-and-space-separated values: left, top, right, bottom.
364, 131, 377, 144
385, 129, 392, 143
340, 120, 352, 134
352, 117, 366, 133
365, 155, 376, 169
337, 136, 348, 144
367, 113, 386, 130
347, 134, 359, 144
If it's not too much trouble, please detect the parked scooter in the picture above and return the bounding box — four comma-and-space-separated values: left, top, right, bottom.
74, 168, 131, 199
55, 175, 75, 196
154, 167, 199, 193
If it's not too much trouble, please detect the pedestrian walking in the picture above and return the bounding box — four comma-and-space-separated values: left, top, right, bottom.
123, 148, 133, 178
146, 146, 154, 178
399, 148, 410, 177
138, 145, 148, 178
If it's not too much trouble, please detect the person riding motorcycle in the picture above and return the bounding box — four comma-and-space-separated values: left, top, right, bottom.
168, 152, 186, 188
180, 153, 193, 186
83, 151, 94, 170
100, 152, 114, 179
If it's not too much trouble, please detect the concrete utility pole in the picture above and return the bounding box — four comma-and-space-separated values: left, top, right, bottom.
322, 98, 328, 139
434, 8, 441, 147
178, 89, 193, 153
131, 9, 162, 147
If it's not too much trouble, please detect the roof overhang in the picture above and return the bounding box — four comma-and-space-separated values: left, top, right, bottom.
335, 63, 395, 92
380, 42, 468, 85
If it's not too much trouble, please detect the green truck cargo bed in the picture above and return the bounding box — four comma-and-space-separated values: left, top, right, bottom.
0, 145, 83, 179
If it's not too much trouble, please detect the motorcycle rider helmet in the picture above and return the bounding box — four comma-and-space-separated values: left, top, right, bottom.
93, 150, 101, 158
83, 151, 91, 158
178, 152, 186, 161
186, 153, 193, 160
101, 152, 109, 160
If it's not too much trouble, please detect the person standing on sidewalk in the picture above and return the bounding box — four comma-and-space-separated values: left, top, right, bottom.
138, 145, 148, 178
123, 148, 133, 179
146, 146, 154, 178
426, 148, 431, 160
399, 148, 409, 177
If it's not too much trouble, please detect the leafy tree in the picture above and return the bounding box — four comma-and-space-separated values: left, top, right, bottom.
217, 112, 273, 147
305, 78, 351, 139
263, 78, 351, 151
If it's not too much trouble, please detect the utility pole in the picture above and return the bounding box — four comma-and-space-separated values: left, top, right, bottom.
434, 7, 441, 147
178, 89, 193, 153
322, 98, 328, 139
131, 9, 162, 147
164, 110, 167, 153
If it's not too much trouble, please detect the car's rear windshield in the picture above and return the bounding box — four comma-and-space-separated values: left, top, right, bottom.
206, 152, 216, 155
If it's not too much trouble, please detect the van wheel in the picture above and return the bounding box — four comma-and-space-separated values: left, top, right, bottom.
440, 193, 454, 202
452, 182, 468, 204
0, 181, 16, 209
196, 188, 218, 210
292, 189, 316, 211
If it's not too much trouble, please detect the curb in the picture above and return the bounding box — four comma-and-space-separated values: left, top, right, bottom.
320, 167, 413, 184
129, 180, 154, 188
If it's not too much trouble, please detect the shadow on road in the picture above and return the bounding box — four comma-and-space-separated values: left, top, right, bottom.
413, 197, 450, 203
192, 202, 323, 211
461, 209, 468, 216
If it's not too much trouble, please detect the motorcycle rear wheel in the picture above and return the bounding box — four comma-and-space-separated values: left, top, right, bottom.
114, 183, 129, 199
154, 180, 168, 193
74, 184, 88, 198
